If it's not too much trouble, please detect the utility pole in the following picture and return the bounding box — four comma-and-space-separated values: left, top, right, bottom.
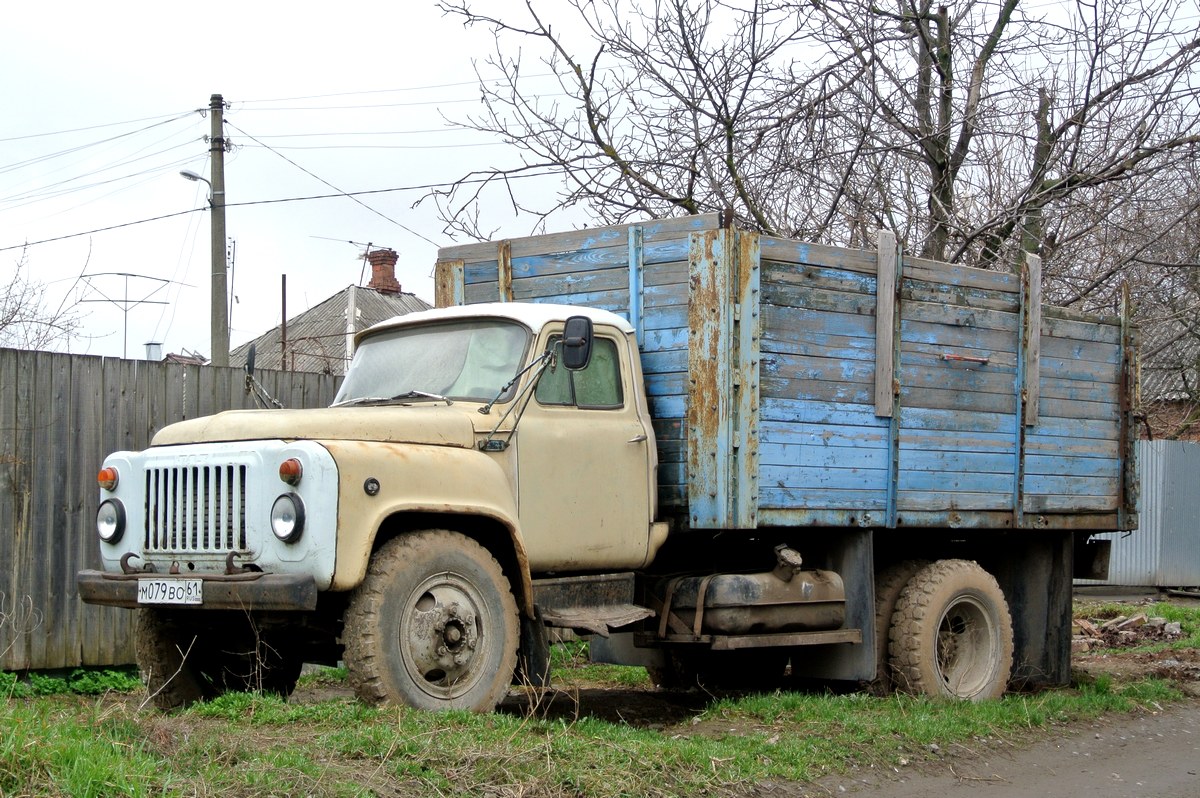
209, 93, 230, 366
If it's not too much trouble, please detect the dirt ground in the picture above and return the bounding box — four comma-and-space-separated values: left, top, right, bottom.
290, 591, 1200, 797
529, 591, 1200, 797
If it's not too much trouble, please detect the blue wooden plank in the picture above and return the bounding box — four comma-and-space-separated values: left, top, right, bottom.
641, 305, 688, 331
764, 304, 877, 342
640, 326, 688, 352
902, 299, 1020, 333
762, 352, 878, 384
1040, 355, 1121, 382
760, 420, 888, 450
764, 376, 875, 405
1038, 396, 1119, 422
762, 329, 878, 362
761, 397, 889, 428
899, 385, 1017, 415
760, 486, 888, 511
900, 406, 1017, 434
763, 464, 889, 491
899, 427, 1016, 453
900, 318, 1020, 353
897, 491, 1014, 512
1024, 474, 1118, 496
762, 260, 879, 294
898, 469, 1013, 494
1025, 436, 1119, 457
759, 237, 878, 274
645, 371, 686, 397
648, 394, 686, 417
1024, 494, 1117, 512
759, 442, 889, 470
1025, 454, 1119, 477
1027, 416, 1120, 441
898, 448, 1017, 474
1043, 335, 1121, 363
640, 349, 688, 374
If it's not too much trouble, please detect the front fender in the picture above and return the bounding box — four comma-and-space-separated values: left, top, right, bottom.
320, 440, 531, 611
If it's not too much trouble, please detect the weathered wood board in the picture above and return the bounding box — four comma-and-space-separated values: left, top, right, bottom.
437, 214, 1137, 532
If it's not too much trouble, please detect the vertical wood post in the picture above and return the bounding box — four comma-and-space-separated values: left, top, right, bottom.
497, 240, 513, 302
433, 259, 465, 308
874, 230, 899, 418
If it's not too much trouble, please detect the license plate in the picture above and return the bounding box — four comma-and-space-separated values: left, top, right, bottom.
137, 578, 203, 605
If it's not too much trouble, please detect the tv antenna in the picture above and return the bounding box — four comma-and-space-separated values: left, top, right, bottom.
78, 272, 190, 359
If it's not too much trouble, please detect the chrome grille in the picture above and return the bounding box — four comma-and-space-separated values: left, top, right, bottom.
144, 464, 248, 553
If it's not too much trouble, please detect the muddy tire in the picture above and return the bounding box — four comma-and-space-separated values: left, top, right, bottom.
343, 531, 519, 712
136, 609, 210, 711
888, 559, 1014, 701
868, 559, 929, 695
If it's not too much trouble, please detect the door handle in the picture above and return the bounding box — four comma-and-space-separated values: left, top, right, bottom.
628, 434, 648, 443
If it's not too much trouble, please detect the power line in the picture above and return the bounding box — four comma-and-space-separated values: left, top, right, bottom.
0, 111, 195, 143
225, 120, 441, 246
0, 168, 566, 253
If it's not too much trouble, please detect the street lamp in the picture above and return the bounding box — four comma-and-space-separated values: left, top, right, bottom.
180, 163, 229, 367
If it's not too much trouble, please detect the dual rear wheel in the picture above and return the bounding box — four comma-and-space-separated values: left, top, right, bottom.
881, 559, 1014, 701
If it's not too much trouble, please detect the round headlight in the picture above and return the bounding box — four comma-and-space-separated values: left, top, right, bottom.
270, 493, 305, 543
97, 499, 126, 543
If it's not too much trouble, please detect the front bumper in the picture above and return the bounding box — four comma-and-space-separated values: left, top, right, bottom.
77, 570, 318, 611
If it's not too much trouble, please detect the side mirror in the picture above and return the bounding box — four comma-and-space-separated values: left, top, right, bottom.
560, 316, 593, 371
245, 343, 257, 378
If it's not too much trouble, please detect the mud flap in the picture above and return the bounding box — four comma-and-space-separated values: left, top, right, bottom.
515, 607, 551, 688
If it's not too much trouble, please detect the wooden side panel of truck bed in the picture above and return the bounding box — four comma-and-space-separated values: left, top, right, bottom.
436, 214, 1137, 532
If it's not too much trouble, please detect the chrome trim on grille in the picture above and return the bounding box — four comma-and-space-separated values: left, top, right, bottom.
144, 464, 248, 553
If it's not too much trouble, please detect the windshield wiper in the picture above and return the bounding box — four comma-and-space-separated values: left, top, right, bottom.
392, 390, 452, 405
332, 391, 453, 408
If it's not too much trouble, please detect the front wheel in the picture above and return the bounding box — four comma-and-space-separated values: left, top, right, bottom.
343, 530, 519, 712
888, 559, 1014, 701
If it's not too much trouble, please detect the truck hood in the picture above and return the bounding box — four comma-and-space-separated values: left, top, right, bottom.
150, 405, 478, 449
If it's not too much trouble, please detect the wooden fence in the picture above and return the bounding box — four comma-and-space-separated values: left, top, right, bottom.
0, 348, 341, 671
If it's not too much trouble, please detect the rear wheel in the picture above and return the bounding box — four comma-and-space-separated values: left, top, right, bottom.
868, 559, 929, 695
343, 530, 519, 712
888, 559, 1014, 701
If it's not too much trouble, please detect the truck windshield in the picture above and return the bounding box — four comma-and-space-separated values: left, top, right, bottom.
333, 320, 531, 406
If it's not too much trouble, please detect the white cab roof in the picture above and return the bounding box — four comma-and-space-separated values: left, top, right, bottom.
359, 302, 636, 344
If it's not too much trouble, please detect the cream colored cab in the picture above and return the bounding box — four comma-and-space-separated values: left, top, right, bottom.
515, 318, 659, 571
341, 302, 667, 575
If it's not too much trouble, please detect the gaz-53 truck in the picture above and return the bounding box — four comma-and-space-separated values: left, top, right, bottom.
78, 213, 1137, 711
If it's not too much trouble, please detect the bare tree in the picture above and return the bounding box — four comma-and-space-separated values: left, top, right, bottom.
432, 0, 1200, 269
1, 249, 81, 350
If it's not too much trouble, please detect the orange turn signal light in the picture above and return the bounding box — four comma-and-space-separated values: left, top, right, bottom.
97, 467, 119, 491
279, 458, 303, 486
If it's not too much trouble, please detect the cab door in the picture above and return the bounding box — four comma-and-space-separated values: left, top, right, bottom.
515, 326, 654, 571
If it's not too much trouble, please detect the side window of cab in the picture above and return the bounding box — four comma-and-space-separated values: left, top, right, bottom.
535, 336, 623, 409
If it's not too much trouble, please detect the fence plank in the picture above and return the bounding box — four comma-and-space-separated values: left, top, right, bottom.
0, 348, 341, 671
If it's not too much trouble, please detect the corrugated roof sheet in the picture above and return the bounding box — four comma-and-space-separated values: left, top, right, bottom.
230, 285, 430, 375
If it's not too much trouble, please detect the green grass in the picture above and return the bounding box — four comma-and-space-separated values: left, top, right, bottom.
0, 670, 1186, 798
3, 606, 1196, 797
1, 667, 142, 699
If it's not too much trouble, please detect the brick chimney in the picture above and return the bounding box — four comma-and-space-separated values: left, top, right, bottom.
366, 248, 402, 294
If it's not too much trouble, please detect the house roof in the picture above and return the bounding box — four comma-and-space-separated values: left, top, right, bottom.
230, 284, 430, 375
1139, 319, 1200, 403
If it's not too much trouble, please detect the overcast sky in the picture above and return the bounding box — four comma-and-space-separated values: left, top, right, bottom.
1, 0, 572, 361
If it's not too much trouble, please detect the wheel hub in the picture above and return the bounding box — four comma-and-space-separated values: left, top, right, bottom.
402, 578, 486, 699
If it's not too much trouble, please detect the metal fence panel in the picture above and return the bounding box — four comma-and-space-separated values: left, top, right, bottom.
0, 348, 340, 671
1078, 440, 1200, 587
